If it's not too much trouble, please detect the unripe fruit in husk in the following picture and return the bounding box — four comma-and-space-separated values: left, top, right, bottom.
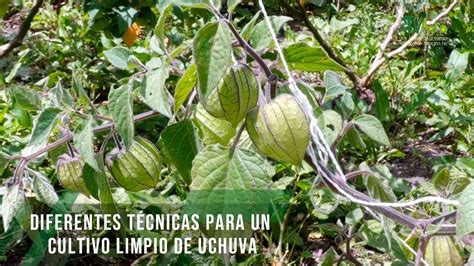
107, 137, 162, 192
425, 236, 463, 266
56, 154, 90, 196
203, 64, 259, 127
246, 94, 310, 165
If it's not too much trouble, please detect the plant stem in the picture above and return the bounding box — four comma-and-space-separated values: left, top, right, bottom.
210, 7, 278, 96
12, 110, 161, 183
415, 234, 428, 266
0, 0, 45, 58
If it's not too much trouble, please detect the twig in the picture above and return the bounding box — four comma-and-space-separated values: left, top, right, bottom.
344, 170, 376, 181
426, 0, 459, 26
415, 234, 428, 266
304, 156, 457, 235
0, 0, 45, 58
279, 0, 360, 87
345, 228, 362, 266
12, 110, 161, 182
331, 121, 353, 150
229, 124, 246, 157
374, 2, 405, 64
209, 6, 278, 96
359, 1, 458, 88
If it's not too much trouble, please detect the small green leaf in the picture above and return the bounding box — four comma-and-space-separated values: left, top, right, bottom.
104, 47, 132, 70
359, 220, 408, 262
140, 66, 172, 118
174, 64, 197, 113
82, 164, 99, 200
193, 21, 233, 96
158, 120, 200, 184
1, 183, 26, 231
432, 168, 450, 191
31, 170, 59, 208
0, 0, 8, 18
365, 175, 397, 203
323, 70, 347, 102
227, 0, 241, 12
346, 208, 363, 226
0, 152, 11, 177
284, 43, 344, 72
353, 114, 391, 146
318, 110, 342, 146
446, 49, 469, 80
109, 85, 134, 149
250, 16, 292, 51
74, 120, 99, 171
10, 87, 42, 111
154, 5, 173, 52
170, 0, 218, 8
28, 107, 62, 146
457, 182, 474, 238
373, 80, 391, 125
240, 11, 261, 41
193, 104, 236, 146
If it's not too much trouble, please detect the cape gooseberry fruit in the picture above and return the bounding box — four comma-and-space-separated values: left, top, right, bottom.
203, 64, 259, 127
425, 236, 463, 266
107, 137, 162, 192
56, 154, 90, 196
246, 94, 310, 165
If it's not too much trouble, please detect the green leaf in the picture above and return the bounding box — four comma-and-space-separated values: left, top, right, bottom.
353, 114, 391, 146
74, 120, 99, 171
457, 182, 474, 238
432, 168, 450, 191
283, 43, 344, 72
1, 183, 26, 231
31, 170, 59, 208
158, 120, 199, 184
82, 164, 99, 200
318, 110, 342, 146
170, 0, 219, 8
190, 144, 271, 190
0, 0, 8, 18
140, 66, 172, 118
240, 11, 261, 41
154, 5, 173, 52
193, 21, 233, 96
345, 127, 366, 151
359, 220, 408, 262
346, 208, 363, 226
320, 247, 337, 266
109, 85, 134, 149
446, 49, 469, 80
28, 107, 62, 146
103, 47, 132, 70
10, 87, 42, 111
174, 64, 197, 113
373, 80, 391, 125
193, 104, 235, 146
323, 70, 347, 102
0, 152, 11, 177
365, 175, 397, 202
92, 156, 127, 236
250, 16, 292, 51
227, 0, 241, 12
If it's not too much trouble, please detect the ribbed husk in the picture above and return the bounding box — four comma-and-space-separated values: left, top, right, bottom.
246, 94, 310, 165
425, 236, 463, 266
107, 137, 162, 192
203, 64, 259, 127
56, 154, 90, 196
